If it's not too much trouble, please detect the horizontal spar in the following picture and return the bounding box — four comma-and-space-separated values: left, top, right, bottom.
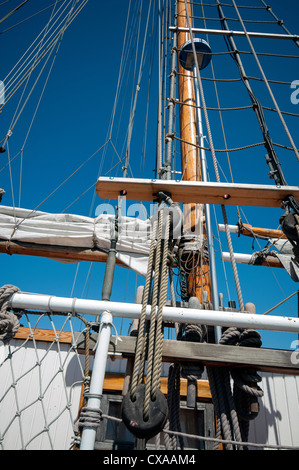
96, 177, 299, 208
0, 239, 127, 266
221, 251, 283, 268
10, 292, 299, 333
169, 26, 299, 41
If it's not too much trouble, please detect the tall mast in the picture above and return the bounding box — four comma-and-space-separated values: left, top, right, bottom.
177, 0, 211, 305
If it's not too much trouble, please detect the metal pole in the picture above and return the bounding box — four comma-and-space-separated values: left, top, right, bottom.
80, 214, 118, 450
80, 310, 112, 450
9, 292, 299, 333
169, 26, 299, 41
193, 62, 221, 343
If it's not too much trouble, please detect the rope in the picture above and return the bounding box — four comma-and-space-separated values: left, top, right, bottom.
0, 284, 23, 344
164, 363, 184, 450
130, 219, 158, 400
179, 320, 206, 383
127, 207, 172, 431
231, 0, 299, 162
206, 326, 264, 450
86, 406, 299, 450
0, 0, 29, 25
260, 0, 299, 48
77, 407, 103, 430
144, 210, 171, 419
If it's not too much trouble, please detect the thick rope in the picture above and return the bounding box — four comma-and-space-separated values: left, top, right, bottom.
130, 219, 158, 400
0, 284, 22, 344
144, 211, 171, 420
207, 326, 264, 450
151, 214, 171, 395
129, 209, 172, 426
164, 363, 184, 450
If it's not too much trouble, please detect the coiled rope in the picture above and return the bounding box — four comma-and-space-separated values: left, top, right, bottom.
0, 284, 22, 344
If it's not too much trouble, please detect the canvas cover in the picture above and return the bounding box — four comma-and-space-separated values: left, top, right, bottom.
0, 205, 153, 277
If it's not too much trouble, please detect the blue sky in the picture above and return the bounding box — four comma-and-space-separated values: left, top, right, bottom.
0, 0, 298, 350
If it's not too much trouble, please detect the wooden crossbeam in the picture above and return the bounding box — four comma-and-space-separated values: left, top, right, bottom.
96, 177, 299, 208
14, 328, 299, 375
110, 336, 299, 376
78, 333, 299, 376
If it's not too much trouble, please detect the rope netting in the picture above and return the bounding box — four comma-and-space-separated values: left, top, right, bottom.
0, 281, 298, 451
0, 292, 90, 450
0, 0, 299, 452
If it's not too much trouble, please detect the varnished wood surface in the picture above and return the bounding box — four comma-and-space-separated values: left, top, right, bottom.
96, 177, 299, 208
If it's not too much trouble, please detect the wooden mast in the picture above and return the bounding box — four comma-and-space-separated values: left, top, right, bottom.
177, 0, 211, 304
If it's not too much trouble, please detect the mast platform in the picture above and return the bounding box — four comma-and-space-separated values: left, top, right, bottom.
96, 177, 299, 208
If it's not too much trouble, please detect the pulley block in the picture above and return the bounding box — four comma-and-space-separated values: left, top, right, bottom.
121, 384, 168, 439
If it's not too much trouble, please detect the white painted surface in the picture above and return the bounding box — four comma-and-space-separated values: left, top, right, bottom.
1, 338, 299, 450
0, 338, 84, 450
249, 373, 299, 449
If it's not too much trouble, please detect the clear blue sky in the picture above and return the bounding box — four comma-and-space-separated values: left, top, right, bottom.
0, 0, 298, 350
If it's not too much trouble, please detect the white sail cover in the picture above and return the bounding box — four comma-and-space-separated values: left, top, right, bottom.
269, 238, 299, 282
0, 205, 153, 276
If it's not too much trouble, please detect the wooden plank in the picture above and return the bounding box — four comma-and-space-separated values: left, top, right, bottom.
103, 373, 212, 400
107, 335, 299, 376
15, 326, 73, 344
14, 328, 299, 376
96, 177, 299, 208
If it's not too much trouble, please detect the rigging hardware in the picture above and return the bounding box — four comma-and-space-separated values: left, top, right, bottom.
122, 384, 168, 439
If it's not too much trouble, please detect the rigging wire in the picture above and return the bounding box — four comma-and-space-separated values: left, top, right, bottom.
123, 0, 153, 178
6, 0, 62, 146
259, 0, 299, 48
2, 1, 88, 211
1, 0, 87, 113
231, 0, 299, 164
183, 0, 245, 309
0, 1, 64, 35
2, 0, 70, 92
0, 0, 29, 24
140, 0, 157, 177
215, 0, 299, 220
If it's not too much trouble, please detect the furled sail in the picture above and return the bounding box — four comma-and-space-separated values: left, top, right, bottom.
269, 238, 299, 282
0, 205, 152, 276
